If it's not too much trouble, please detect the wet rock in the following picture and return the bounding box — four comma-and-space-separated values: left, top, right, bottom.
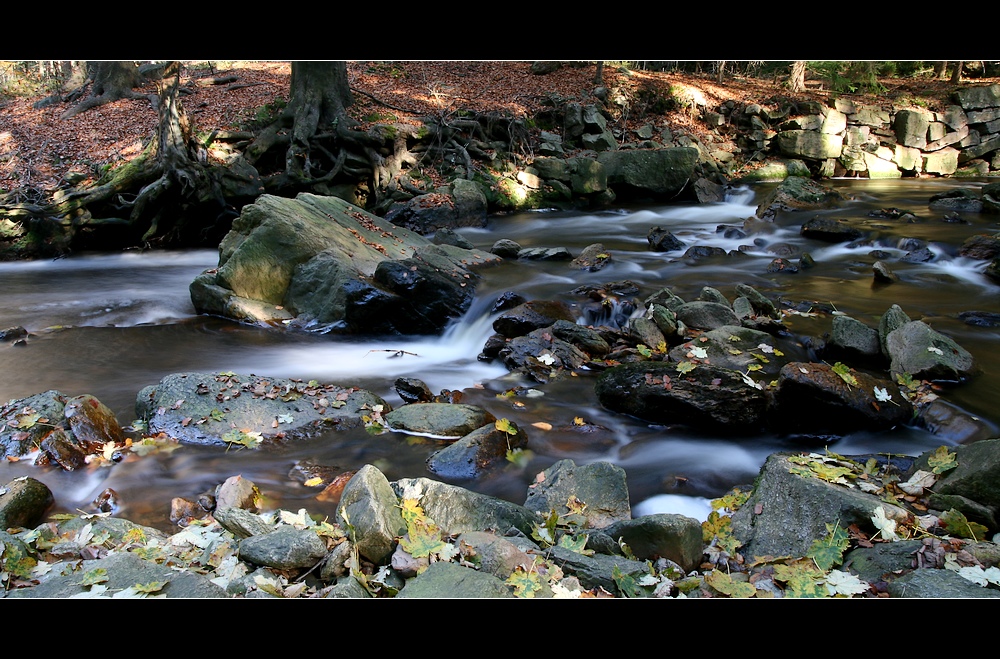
498, 329, 591, 383
827, 314, 885, 364
490, 239, 521, 258
595, 361, 769, 434
524, 459, 631, 529
668, 325, 804, 378
885, 321, 976, 382
383, 402, 496, 438
216, 474, 262, 512
959, 233, 1000, 260
674, 300, 740, 330
189, 193, 499, 334
755, 176, 846, 218
959, 310, 1000, 327
0, 476, 53, 530
598, 514, 704, 573
431, 226, 476, 250
730, 452, 913, 561
873, 260, 899, 283
492, 300, 577, 338
491, 290, 526, 313
395, 560, 515, 598
767, 257, 799, 273
769, 361, 914, 435
878, 304, 912, 358
571, 243, 612, 271
517, 246, 574, 261
135, 371, 388, 447
647, 226, 685, 252
394, 377, 434, 404
426, 419, 529, 480
63, 394, 126, 451
0, 326, 28, 342
800, 216, 863, 242
0, 391, 68, 460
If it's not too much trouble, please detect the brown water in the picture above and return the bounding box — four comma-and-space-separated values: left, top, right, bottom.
2, 178, 998, 532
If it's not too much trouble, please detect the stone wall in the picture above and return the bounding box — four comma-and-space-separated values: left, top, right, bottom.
712, 83, 1000, 179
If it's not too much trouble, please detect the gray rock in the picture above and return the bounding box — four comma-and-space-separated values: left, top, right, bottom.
595, 362, 769, 433
888, 567, 1000, 598
337, 465, 406, 564
384, 403, 496, 439
237, 526, 329, 570
426, 419, 529, 479
885, 320, 975, 382
601, 514, 705, 573
396, 560, 515, 598
135, 371, 388, 447
4, 551, 227, 598
524, 459, 631, 529
0, 477, 53, 531
391, 476, 538, 537
730, 452, 912, 561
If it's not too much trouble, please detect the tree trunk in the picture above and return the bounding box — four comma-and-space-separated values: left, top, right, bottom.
593, 61, 604, 86
716, 61, 726, 83
789, 61, 807, 92
951, 61, 964, 84
934, 61, 949, 79
128, 61, 215, 243
61, 61, 150, 119
285, 61, 354, 180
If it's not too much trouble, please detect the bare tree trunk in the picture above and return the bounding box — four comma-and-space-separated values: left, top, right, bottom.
951, 61, 964, 84
716, 61, 726, 83
593, 61, 604, 86
61, 61, 150, 119
934, 61, 949, 79
789, 60, 807, 92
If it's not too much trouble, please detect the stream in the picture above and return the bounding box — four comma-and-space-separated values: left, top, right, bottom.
1, 178, 998, 533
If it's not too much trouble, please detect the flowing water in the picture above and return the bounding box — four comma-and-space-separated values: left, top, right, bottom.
2, 178, 999, 533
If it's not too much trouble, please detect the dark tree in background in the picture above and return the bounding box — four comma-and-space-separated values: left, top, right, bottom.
61, 61, 153, 119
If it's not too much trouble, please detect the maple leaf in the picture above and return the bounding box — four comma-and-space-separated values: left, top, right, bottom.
831, 362, 858, 387
399, 498, 425, 524
896, 469, 937, 495
824, 570, 870, 597
557, 533, 593, 556
537, 352, 556, 366
807, 523, 849, 571
495, 418, 519, 436
772, 560, 828, 597
871, 506, 899, 542
873, 386, 892, 402
400, 516, 450, 559
690, 346, 708, 359
705, 569, 756, 598
676, 361, 697, 374
940, 508, 989, 541
507, 565, 543, 598
927, 445, 957, 474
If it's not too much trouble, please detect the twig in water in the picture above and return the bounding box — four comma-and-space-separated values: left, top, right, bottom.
365, 349, 420, 359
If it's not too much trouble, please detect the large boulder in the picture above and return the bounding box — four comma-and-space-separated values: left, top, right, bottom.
755, 176, 846, 219
189, 193, 500, 334
594, 361, 769, 434
135, 371, 389, 447
596, 148, 699, 200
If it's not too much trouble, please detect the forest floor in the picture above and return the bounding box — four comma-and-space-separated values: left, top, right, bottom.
1, 61, 996, 197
